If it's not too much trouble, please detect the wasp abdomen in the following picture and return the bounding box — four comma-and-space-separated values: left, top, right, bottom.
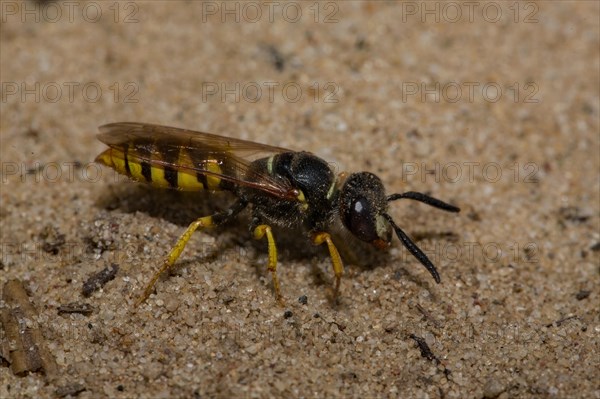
95, 144, 225, 191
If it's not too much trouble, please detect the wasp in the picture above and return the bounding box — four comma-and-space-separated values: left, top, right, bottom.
95, 122, 460, 306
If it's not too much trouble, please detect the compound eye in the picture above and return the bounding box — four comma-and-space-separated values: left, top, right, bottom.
347, 197, 378, 242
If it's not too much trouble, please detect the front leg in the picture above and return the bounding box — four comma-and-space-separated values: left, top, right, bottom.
311, 232, 344, 296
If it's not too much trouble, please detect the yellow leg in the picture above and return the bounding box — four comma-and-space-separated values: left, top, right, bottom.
312, 232, 344, 295
252, 224, 281, 301
135, 215, 214, 307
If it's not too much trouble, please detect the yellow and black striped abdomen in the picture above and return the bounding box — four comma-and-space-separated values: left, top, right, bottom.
95, 144, 225, 192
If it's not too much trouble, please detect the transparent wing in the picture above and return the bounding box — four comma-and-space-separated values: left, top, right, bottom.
97, 122, 298, 199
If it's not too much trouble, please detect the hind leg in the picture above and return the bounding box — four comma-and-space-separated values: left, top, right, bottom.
136, 200, 247, 306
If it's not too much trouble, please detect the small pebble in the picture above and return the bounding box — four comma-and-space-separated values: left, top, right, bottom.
483, 377, 505, 398
575, 290, 591, 300
165, 298, 180, 312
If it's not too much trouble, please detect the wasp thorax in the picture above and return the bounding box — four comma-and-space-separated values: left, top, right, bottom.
339, 172, 392, 248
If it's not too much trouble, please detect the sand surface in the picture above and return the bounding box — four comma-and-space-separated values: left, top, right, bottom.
1, 1, 599, 398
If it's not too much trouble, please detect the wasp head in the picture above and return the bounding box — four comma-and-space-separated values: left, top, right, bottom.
339, 172, 392, 249
338, 172, 460, 283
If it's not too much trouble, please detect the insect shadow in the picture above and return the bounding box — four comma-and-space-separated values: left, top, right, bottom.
95, 184, 333, 294
95, 183, 453, 300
